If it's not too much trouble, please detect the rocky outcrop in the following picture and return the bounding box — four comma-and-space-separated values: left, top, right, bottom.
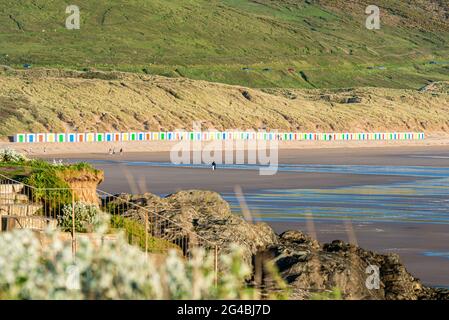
262, 231, 449, 300
106, 190, 278, 265
419, 81, 449, 94
106, 190, 448, 300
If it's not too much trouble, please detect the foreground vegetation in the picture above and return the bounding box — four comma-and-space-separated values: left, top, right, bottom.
0, 227, 256, 299
1, 0, 448, 89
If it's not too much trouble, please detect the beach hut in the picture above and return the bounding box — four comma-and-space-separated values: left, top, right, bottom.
67, 133, 76, 143
128, 132, 137, 141
233, 132, 239, 140
46, 133, 56, 143
56, 133, 66, 143
248, 132, 254, 140
77, 133, 85, 143
121, 133, 129, 142
176, 131, 183, 141
95, 133, 105, 142
12, 134, 22, 143
26, 134, 36, 143
138, 132, 146, 141
86, 133, 95, 143
37, 133, 46, 143
105, 133, 113, 142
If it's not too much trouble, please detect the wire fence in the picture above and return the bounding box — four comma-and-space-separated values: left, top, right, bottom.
0, 172, 219, 281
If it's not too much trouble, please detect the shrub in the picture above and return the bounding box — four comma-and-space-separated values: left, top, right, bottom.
0, 229, 255, 300
0, 148, 27, 163
59, 202, 108, 233
25, 169, 72, 215
110, 215, 179, 252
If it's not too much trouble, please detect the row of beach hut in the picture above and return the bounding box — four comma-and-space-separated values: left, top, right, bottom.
14, 132, 425, 143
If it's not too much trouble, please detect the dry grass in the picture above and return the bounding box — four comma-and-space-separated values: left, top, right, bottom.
1, 69, 448, 138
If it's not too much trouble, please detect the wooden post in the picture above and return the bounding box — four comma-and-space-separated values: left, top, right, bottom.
72, 192, 76, 258
145, 211, 149, 258
214, 245, 218, 287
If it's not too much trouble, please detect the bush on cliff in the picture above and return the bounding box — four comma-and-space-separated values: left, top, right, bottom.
110, 215, 180, 252
58, 202, 108, 233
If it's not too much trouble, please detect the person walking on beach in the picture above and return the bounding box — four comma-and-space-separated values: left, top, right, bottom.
120, 148, 123, 155
212, 161, 217, 171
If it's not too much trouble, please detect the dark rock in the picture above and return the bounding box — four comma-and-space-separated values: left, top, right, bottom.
106, 192, 449, 300
265, 231, 449, 300
241, 90, 252, 101
107, 190, 277, 266
345, 96, 362, 104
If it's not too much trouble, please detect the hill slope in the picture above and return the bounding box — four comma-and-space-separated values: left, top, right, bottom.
0, 0, 448, 89
1, 68, 448, 138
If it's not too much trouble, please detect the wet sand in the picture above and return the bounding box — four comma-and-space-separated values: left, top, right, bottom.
90, 165, 421, 195
43, 144, 449, 167
37, 146, 447, 194
40, 145, 449, 195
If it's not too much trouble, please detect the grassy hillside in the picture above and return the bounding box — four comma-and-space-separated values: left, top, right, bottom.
1, 68, 448, 138
0, 0, 448, 89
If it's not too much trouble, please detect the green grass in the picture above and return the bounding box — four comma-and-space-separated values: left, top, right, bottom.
0, 163, 31, 180
110, 215, 180, 252
0, 159, 100, 215
0, 0, 448, 88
